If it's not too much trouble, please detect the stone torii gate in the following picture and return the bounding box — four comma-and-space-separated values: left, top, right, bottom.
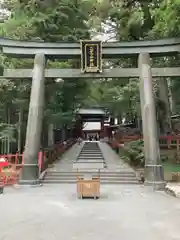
2, 37, 180, 189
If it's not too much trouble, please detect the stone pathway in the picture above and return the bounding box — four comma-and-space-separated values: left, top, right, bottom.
50, 141, 134, 172
49, 142, 84, 171
98, 142, 134, 171
1, 184, 180, 240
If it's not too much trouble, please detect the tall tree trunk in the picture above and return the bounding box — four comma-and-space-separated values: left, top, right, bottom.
169, 79, 176, 114
7, 107, 10, 153
159, 77, 172, 134
41, 117, 48, 148
18, 108, 23, 152
48, 123, 54, 146
117, 115, 122, 125
61, 125, 66, 141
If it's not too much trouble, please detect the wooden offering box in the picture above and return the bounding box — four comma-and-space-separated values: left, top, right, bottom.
74, 162, 103, 200
77, 175, 100, 199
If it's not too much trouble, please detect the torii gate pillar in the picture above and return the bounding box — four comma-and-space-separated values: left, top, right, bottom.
138, 53, 165, 190
20, 53, 46, 185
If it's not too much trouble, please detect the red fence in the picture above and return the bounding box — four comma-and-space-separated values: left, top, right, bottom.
0, 139, 76, 186
111, 135, 180, 150
0, 151, 42, 168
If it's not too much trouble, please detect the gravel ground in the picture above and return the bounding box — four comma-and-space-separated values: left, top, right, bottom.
0, 184, 180, 240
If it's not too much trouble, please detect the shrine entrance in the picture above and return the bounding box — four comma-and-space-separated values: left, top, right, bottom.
3, 38, 180, 189
77, 107, 108, 140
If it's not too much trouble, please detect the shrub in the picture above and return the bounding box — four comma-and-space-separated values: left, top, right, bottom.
123, 140, 145, 167
122, 140, 169, 167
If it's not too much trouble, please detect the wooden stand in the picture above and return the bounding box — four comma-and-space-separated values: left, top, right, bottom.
76, 169, 100, 199
73, 162, 103, 200
77, 177, 100, 199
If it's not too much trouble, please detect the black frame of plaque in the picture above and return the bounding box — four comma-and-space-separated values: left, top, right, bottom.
80, 40, 102, 73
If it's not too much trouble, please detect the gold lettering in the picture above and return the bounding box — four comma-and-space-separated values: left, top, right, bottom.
89, 46, 94, 67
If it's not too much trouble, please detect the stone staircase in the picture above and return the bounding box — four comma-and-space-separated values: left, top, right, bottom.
42, 141, 139, 184
76, 141, 106, 168
42, 170, 139, 184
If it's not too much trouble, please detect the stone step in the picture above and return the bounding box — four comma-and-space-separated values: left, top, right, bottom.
77, 158, 104, 160
81, 146, 99, 148
42, 179, 139, 184
81, 151, 100, 152
79, 155, 103, 157
80, 155, 102, 157
46, 171, 136, 177
81, 146, 99, 147
76, 142, 106, 168
80, 154, 102, 156
76, 161, 105, 164
79, 153, 103, 155
80, 151, 101, 153
80, 149, 101, 151
77, 157, 104, 160
82, 144, 99, 146
79, 151, 102, 153
43, 142, 138, 185
78, 155, 102, 157
77, 158, 104, 161
45, 175, 137, 181
81, 146, 100, 149
82, 145, 99, 147
47, 168, 135, 172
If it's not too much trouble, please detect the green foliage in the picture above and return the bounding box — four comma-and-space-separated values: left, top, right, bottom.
150, 0, 180, 38
123, 140, 145, 167
0, 123, 16, 142
83, 78, 140, 123
121, 140, 170, 168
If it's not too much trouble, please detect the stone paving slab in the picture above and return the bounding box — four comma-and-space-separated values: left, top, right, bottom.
76, 159, 104, 162
73, 162, 104, 169
98, 142, 134, 171
165, 183, 180, 197
1, 184, 180, 240
78, 156, 103, 158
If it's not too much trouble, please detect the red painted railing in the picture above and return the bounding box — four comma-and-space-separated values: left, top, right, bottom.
0, 139, 75, 186
0, 151, 43, 168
